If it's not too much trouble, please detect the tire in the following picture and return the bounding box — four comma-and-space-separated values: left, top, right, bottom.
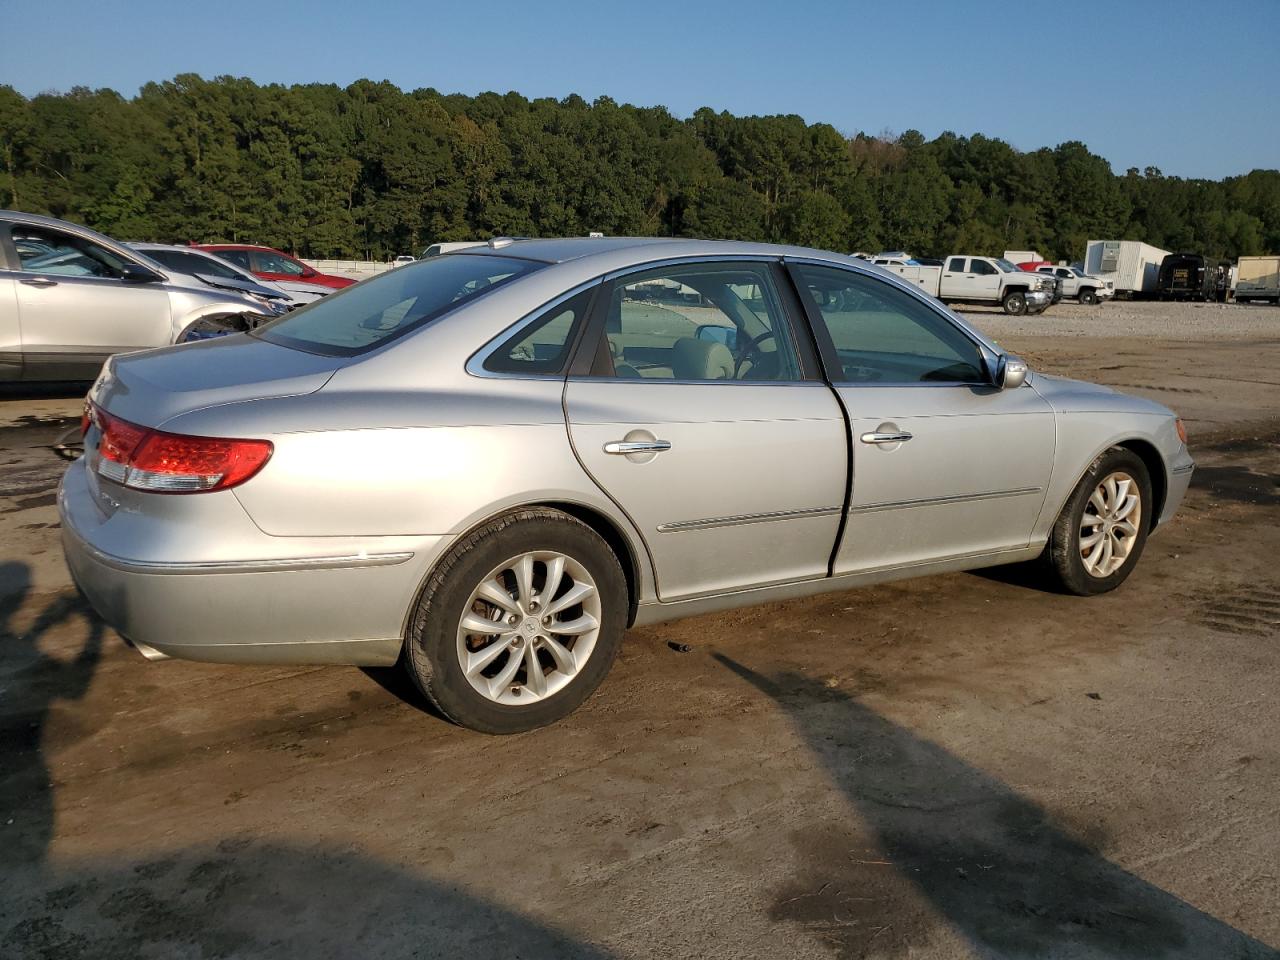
1079, 289, 1098, 305
404, 508, 627, 734
1002, 291, 1027, 316
1044, 448, 1152, 596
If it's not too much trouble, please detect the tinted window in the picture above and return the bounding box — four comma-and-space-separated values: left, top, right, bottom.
970, 260, 997, 276
251, 250, 307, 275
147, 249, 240, 280
600, 263, 800, 381
946, 257, 966, 272
216, 249, 253, 269
485, 286, 594, 375
257, 255, 541, 355
794, 265, 987, 384
1057, 268, 1072, 278
11, 226, 127, 278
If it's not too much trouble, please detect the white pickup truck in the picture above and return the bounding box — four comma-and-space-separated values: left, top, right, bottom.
878, 255, 1055, 315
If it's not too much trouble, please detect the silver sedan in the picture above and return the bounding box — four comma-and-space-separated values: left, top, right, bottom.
59, 238, 1195, 733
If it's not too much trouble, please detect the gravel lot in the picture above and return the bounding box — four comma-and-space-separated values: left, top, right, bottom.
1, 301, 1277, 959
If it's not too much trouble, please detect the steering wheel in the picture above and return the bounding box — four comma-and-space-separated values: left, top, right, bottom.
735, 329, 776, 378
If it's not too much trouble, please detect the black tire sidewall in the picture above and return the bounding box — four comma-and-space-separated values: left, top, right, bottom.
1080, 290, 1097, 305
405, 511, 627, 734
1050, 449, 1153, 596
1004, 292, 1026, 315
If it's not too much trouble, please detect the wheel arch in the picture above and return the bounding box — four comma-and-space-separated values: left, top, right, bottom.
1116, 438, 1168, 528
401, 499, 648, 642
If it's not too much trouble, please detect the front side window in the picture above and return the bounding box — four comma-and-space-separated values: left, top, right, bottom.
10, 226, 127, 278
251, 250, 307, 276
793, 264, 988, 385
256, 254, 542, 356
599, 262, 801, 381
946, 257, 967, 272
484, 286, 595, 375
1057, 268, 1072, 278
970, 259, 997, 276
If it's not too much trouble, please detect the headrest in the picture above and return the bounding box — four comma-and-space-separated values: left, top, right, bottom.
672, 337, 735, 381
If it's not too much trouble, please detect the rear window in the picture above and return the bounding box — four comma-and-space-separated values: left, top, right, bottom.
255, 254, 542, 356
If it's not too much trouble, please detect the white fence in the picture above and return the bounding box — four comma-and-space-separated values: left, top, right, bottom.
301, 259, 395, 281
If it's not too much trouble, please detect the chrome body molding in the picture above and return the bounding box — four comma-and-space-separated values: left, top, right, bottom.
850, 486, 1043, 515
74, 538, 414, 576
656, 505, 843, 534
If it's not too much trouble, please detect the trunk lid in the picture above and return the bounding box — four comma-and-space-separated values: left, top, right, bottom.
91, 334, 343, 431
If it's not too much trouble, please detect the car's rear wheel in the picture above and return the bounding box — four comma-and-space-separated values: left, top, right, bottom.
1079, 289, 1098, 305
404, 508, 626, 734
1002, 291, 1027, 316
1045, 448, 1152, 596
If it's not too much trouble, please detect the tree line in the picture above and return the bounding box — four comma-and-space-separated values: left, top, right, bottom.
1, 74, 1276, 264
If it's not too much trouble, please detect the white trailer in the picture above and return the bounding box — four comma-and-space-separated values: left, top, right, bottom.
1083, 240, 1170, 298
1234, 255, 1280, 304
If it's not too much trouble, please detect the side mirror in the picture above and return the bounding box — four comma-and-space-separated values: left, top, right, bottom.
696, 324, 738, 351
997, 354, 1029, 390
120, 263, 162, 284
300, 267, 318, 278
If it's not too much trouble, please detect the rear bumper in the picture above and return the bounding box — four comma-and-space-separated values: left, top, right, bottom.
59, 459, 444, 666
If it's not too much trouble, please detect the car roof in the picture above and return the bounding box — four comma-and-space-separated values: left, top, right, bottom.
197, 243, 284, 252
452, 236, 862, 270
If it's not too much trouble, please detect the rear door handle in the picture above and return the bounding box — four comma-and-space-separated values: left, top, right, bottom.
603, 439, 671, 455
19, 277, 58, 287
860, 431, 913, 445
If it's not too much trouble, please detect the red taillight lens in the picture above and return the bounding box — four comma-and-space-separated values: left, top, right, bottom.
89, 403, 272, 493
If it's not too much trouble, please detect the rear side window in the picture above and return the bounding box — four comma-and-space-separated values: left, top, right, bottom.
257, 254, 542, 356
484, 286, 595, 375
946, 257, 966, 272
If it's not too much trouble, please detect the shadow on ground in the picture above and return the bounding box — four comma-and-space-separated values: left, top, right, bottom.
717, 654, 1279, 960
0, 561, 610, 958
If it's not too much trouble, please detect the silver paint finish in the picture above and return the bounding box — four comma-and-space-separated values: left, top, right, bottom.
57, 236, 1194, 668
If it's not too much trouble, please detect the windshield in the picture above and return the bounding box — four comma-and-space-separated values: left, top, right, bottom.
994, 259, 1021, 273
255, 254, 542, 356
1071, 267, 1087, 277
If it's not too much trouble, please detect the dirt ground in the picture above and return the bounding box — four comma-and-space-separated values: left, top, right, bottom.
1, 301, 1278, 959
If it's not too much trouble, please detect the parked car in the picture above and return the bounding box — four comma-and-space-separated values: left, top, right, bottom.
0, 211, 279, 382
1026, 264, 1115, 304
881, 255, 1056, 314
128, 243, 301, 310
392, 255, 417, 267
422, 241, 486, 257
62, 237, 1193, 733
193, 244, 355, 291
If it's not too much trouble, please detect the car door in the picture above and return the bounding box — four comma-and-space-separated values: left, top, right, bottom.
0, 248, 19, 379
6, 222, 171, 379
563, 260, 846, 601
788, 262, 1056, 574
939, 256, 972, 299
1054, 267, 1076, 296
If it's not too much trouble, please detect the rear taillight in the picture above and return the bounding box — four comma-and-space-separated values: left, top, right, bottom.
89, 403, 272, 494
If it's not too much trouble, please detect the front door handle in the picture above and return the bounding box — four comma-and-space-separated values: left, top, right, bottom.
603, 439, 671, 455
860, 431, 913, 445
19, 276, 58, 287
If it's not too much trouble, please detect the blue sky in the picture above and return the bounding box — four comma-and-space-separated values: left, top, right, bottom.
2, 0, 1275, 180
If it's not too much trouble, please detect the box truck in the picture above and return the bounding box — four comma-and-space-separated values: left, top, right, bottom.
1234, 255, 1280, 304
1084, 240, 1170, 298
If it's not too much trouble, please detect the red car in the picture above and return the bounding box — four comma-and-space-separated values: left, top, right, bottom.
193, 244, 355, 290
1017, 260, 1056, 273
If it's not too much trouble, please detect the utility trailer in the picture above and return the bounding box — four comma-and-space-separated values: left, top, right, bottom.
1084, 240, 1170, 298
1235, 255, 1280, 304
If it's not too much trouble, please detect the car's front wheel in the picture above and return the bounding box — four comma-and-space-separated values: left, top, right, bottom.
1045, 448, 1152, 596
1002, 291, 1027, 315
404, 508, 627, 734
1079, 289, 1099, 305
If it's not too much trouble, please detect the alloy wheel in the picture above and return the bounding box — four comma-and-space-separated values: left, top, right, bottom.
455, 551, 601, 705
1080, 471, 1142, 578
